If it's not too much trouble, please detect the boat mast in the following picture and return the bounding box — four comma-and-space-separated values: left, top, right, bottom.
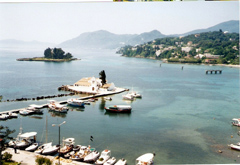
46, 115, 48, 143
19, 117, 23, 135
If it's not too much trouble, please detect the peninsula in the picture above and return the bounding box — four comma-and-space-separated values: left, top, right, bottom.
17, 47, 79, 62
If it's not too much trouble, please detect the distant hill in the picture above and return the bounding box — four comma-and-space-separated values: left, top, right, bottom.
182, 20, 239, 36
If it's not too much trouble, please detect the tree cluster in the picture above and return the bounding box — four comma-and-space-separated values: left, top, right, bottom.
44, 48, 73, 59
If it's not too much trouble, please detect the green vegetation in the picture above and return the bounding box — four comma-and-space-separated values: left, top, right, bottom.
99, 70, 107, 86
44, 48, 73, 59
117, 30, 239, 65
17, 48, 77, 62
35, 156, 52, 165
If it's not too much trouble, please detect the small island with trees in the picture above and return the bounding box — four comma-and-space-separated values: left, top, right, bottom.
17, 48, 78, 62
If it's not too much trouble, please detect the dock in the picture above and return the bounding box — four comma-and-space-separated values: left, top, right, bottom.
0, 87, 126, 115
205, 70, 222, 74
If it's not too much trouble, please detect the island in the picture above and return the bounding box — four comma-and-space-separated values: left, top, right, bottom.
117, 30, 239, 65
17, 48, 79, 62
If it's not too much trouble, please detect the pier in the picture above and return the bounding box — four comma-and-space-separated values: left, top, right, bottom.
0, 87, 126, 115
205, 70, 222, 74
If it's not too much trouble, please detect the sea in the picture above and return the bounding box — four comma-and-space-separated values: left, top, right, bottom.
0, 47, 239, 164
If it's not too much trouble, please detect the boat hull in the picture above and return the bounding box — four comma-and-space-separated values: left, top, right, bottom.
104, 105, 132, 113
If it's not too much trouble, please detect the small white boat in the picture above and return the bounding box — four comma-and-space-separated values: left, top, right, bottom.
34, 142, 53, 154
115, 158, 127, 165
84, 150, 100, 163
41, 144, 59, 155
29, 104, 44, 109
136, 153, 154, 165
103, 157, 117, 165
48, 100, 68, 113
71, 145, 90, 161
229, 142, 240, 151
232, 118, 240, 126
73, 145, 81, 152
19, 107, 35, 116
64, 150, 75, 159
67, 98, 85, 107
25, 143, 38, 152
0, 114, 9, 120
88, 98, 95, 102
8, 112, 18, 118
122, 93, 134, 101
129, 91, 142, 98
95, 149, 111, 165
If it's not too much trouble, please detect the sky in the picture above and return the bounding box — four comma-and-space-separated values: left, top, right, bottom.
0, 1, 239, 44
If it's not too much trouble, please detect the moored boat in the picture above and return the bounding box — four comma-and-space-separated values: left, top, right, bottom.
25, 143, 38, 152
29, 104, 44, 109
71, 145, 90, 161
232, 118, 240, 126
59, 138, 75, 155
136, 153, 155, 165
15, 132, 37, 149
84, 150, 100, 163
229, 142, 240, 151
122, 93, 134, 101
0, 114, 9, 120
67, 98, 85, 107
104, 105, 132, 113
95, 149, 111, 165
48, 100, 68, 113
41, 144, 59, 155
103, 157, 117, 165
8, 112, 18, 118
115, 158, 127, 165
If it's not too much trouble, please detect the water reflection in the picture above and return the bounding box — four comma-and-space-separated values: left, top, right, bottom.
99, 97, 106, 110
48, 111, 67, 118
104, 111, 132, 118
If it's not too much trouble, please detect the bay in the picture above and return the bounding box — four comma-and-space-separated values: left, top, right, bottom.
0, 48, 239, 164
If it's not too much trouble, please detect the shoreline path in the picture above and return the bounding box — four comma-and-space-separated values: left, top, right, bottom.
3, 148, 91, 165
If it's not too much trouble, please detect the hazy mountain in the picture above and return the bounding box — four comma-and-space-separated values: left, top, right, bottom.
181, 20, 239, 36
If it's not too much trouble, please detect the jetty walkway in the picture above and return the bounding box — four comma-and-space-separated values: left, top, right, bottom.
0, 87, 126, 115
3, 148, 90, 165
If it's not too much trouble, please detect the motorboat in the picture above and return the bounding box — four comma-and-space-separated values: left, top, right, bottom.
19, 107, 35, 116
84, 150, 100, 163
34, 142, 53, 154
95, 149, 111, 165
136, 153, 155, 165
25, 143, 38, 152
41, 144, 59, 155
48, 100, 68, 113
73, 145, 81, 152
115, 158, 127, 165
122, 93, 134, 101
64, 150, 75, 159
229, 142, 240, 151
67, 98, 85, 107
15, 132, 37, 149
59, 138, 75, 155
71, 145, 90, 161
129, 91, 142, 98
104, 105, 132, 113
103, 157, 117, 165
8, 112, 18, 118
83, 101, 91, 105
0, 114, 9, 120
232, 118, 240, 126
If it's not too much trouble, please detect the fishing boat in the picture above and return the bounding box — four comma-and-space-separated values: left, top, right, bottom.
67, 98, 85, 107
84, 150, 100, 163
122, 93, 134, 101
229, 142, 240, 151
15, 132, 37, 149
25, 143, 38, 152
71, 145, 90, 161
232, 118, 240, 126
103, 157, 117, 165
59, 138, 75, 155
104, 105, 132, 113
48, 100, 68, 113
136, 153, 155, 165
115, 158, 127, 165
95, 149, 111, 165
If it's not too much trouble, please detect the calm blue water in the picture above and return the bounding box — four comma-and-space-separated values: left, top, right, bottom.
0, 48, 240, 164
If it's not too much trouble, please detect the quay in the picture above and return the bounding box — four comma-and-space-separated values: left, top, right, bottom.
3, 148, 91, 165
0, 87, 126, 115
205, 70, 222, 74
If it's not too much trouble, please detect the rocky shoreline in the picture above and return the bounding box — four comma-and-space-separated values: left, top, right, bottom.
17, 57, 79, 62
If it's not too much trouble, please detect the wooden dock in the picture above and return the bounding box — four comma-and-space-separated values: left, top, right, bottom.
0, 88, 126, 115
206, 70, 222, 74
